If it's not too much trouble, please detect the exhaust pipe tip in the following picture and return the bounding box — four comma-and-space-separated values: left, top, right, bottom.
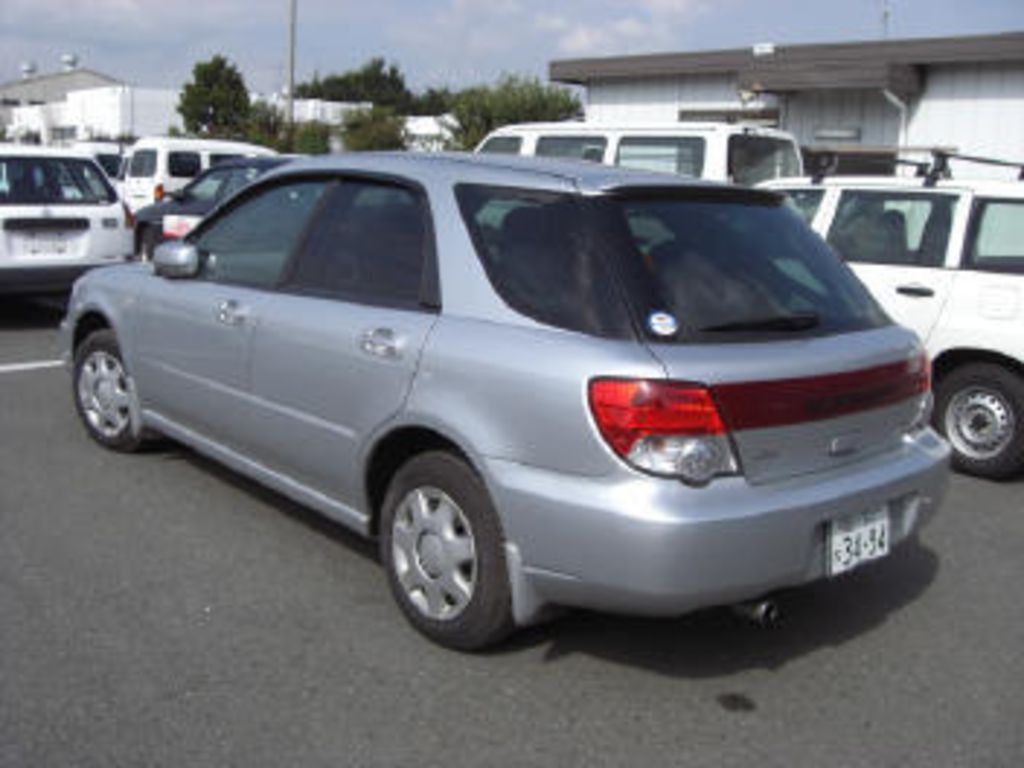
732, 598, 780, 628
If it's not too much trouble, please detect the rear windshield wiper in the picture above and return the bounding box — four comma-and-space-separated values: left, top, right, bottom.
699, 312, 820, 333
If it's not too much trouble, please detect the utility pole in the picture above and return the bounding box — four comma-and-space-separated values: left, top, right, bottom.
881, 0, 892, 39
287, 0, 296, 131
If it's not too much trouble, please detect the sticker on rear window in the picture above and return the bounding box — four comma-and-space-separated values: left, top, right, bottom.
647, 311, 678, 337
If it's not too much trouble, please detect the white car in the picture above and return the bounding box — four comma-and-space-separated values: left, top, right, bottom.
0, 145, 133, 296
764, 172, 1024, 479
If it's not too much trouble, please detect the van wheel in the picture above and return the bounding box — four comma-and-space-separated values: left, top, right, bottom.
379, 451, 514, 650
934, 363, 1024, 479
73, 330, 145, 452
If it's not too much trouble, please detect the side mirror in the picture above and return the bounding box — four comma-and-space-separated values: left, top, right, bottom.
153, 241, 200, 278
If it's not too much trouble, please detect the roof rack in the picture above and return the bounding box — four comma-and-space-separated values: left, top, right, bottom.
803, 144, 957, 185
927, 150, 1024, 185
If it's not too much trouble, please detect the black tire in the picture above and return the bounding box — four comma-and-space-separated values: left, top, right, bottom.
933, 363, 1024, 480
72, 329, 145, 453
140, 225, 161, 262
379, 451, 514, 651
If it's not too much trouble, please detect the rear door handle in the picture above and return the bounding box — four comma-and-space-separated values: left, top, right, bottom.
215, 299, 249, 326
360, 327, 401, 359
896, 284, 935, 298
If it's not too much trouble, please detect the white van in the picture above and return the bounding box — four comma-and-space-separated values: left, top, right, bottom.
71, 141, 125, 179
123, 137, 276, 212
476, 122, 803, 185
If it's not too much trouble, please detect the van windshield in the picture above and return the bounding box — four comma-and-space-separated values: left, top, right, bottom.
604, 190, 888, 341
728, 135, 801, 185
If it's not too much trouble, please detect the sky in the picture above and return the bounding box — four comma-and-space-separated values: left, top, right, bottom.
1, 0, 1023, 94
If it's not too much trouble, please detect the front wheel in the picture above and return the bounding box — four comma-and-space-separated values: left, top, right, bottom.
73, 329, 145, 452
379, 451, 514, 650
934, 363, 1024, 480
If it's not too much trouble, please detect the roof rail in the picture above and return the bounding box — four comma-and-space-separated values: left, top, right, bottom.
928, 150, 1024, 183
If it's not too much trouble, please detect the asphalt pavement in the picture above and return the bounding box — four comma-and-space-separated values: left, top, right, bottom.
1, 297, 1022, 767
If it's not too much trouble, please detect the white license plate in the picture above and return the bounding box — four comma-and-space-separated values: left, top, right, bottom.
18, 233, 68, 256
828, 508, 890, 576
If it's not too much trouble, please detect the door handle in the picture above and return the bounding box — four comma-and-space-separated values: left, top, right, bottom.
360, 328, 401, 359
215, 299, 249, 326
896, 284, 935, 298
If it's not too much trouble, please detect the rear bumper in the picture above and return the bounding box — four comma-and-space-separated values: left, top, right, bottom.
486, 428, 950, 621
0, 263, 114, 296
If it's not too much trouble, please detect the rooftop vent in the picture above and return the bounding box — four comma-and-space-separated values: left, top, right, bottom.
60, 53, 80, 72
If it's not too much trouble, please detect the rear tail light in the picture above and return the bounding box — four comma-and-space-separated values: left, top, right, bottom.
122, 202, 135, 230
588, 379, 738, 485
154, 183, 165, 202
909, 351, 933, 431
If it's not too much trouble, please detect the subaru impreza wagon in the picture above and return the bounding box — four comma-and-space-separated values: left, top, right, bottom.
61, 153, 949, 649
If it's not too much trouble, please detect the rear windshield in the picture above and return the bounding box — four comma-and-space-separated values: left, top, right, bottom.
0, 156, 117, 205
129, 150, 157, 178
728, 135, 802, 185
607, 191, 888, 342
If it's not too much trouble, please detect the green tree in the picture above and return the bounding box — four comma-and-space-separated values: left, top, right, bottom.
245, 101, 287, 150
339, 106, 406, 151
178, 55, 251, 138
409, 87, 454, 116
296, 58, 412, 111
294, 121, 332, 154
450, 76, 580, 149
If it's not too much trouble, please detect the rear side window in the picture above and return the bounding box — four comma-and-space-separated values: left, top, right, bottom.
193, 180, 329, 288
286, 180, 430, 308
535, 136, 607, 163
0, 156, 116, 205
608, 192, 887, 341
455, 184, 632, 338
210, 153, 242, 166
728, 136, 801, 185
966, 200, 1024, 273
95, 153, 121, 177
129, 150, 157, 178
478, 136, 522, 155
615, 137, 705, 177
828, 191, 956, 267
778, 188, 825, 224
168, 151, 201, 178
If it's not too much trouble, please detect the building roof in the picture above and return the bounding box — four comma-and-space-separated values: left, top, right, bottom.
550, 30, 1024, 98
0, 68, 122, 102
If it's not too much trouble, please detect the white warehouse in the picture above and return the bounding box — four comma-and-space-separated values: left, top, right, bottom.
550, 31, 1024, 179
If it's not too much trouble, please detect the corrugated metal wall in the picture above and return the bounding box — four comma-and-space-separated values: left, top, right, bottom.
783, 91, 901, 148
586, 74, 741, 122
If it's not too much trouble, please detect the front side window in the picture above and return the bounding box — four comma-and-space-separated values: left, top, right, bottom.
778, 188, 825, 224
966, 199, 1024, 273
455, 184, 632, 338
535, 136, 607, 163
0, 156, 116, 205
615, 137, 705, 177
168, 151, 201, 179
608, 191, 887, 341
192, 180, 329, 288
286, 180, 431, 307
728, 136, 801, 185
828, 190, 956, 267
129, 150, 157, 178
478, 136, 522, 155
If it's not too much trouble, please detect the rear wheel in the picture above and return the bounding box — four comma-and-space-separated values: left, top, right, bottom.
379, 451, 514, 650
73, 329, 145, 452
934, 363, 1024, 480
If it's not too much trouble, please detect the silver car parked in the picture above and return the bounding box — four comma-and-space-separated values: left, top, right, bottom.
62, 153, 950, 649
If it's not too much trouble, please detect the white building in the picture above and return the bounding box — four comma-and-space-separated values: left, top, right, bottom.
404, 115, 455, 152
550, 31, 1024, 179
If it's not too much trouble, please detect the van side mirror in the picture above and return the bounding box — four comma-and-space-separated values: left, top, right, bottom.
153, 241, 200, 278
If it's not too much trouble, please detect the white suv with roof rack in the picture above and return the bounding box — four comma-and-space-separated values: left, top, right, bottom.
764, 155, 1024, 479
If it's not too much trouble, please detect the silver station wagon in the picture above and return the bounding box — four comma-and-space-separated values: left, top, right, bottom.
62, 153, 950, 649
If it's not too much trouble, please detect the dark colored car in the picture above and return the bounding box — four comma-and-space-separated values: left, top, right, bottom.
133, 156, 289, 259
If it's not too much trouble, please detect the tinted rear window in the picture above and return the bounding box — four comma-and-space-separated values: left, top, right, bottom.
607, 191, 887, 341
168, 151, 201, 178
129, 150, 157, 178
535, 136, 607, 163
478, 136, 522, 155
455, 184, 632, 338
0, 156, 116, 205
210, 153, 242, 166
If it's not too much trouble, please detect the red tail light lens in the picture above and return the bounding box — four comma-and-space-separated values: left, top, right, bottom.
588, 379, 736, 484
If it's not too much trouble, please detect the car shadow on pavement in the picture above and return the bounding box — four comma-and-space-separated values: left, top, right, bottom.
161, 443, 939, 675
0, 297, 66, 330
503, 539, 939, 676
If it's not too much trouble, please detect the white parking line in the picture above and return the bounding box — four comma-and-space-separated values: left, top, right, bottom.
0, 360, 64, 375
